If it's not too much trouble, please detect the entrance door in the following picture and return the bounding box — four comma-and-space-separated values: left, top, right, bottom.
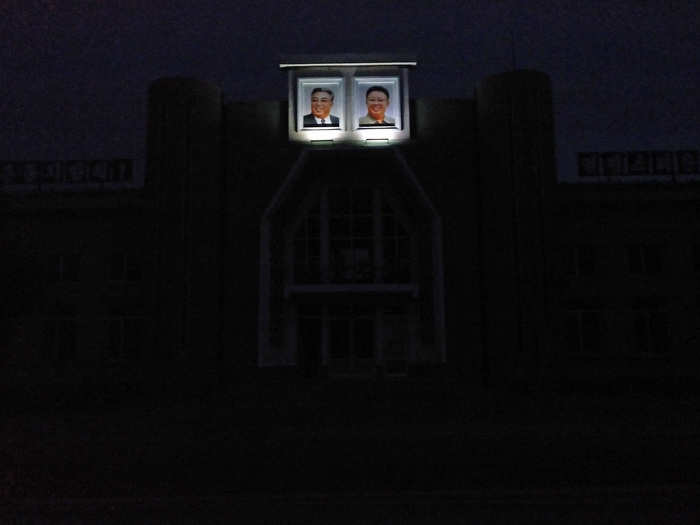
297, 309, 322, 378
382, 305, 409, 375
328, 304, 375, 376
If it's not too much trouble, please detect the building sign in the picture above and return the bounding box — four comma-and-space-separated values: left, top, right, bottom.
0, 159, 133, 192
627, 152, 650, 175
678, 150, 699, 174
577, 151, 700, 180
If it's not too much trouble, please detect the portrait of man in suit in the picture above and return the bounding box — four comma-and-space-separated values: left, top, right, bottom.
303, 87, 340, 127
359, 85, 395, 126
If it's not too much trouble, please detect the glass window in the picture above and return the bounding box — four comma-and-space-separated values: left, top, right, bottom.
693, 244, 700, 273
627, 244, 663, 275
41, 318, 77, 364
289, 186, 415, 285
577, 245, 596, 276
565, 310, 602, 355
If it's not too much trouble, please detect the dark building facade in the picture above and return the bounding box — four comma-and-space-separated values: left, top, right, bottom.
2, 60, 700, 389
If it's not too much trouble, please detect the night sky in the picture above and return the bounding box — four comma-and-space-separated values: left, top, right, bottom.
2, 1, 698, 182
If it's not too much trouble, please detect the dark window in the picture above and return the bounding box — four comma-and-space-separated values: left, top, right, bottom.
62, 255, 80, 281
41, 318, 76, 364
383, 307, 408, 375
329, 318, 349, 358
627, 245, 644, 274
109, 253, 125, 281
354, 319, 374, 359
47, 254, 80, 283
109, 253, 142, 282
328, 188, 376, 284
565, 310, 602, 355
126, 257, 142, 282
564, 245, 596, 276
328, 305, 375, 372
644, 246, 663, 275
627, 244, 663, 275
382, 206, 411, 283
631, 310, 670, 356
693, 244, 700, 273
577, 245, 596, 276
106, 317, 144, 363
649, 312, 670, 354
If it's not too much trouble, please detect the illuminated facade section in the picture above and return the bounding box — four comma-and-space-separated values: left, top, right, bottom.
281, 56, 415, 144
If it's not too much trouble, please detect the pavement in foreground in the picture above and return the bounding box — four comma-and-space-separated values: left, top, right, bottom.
3, 378, 700, 522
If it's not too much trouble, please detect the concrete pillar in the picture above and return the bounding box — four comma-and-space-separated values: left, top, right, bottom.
476, 70, 556, 387
145, 77, 223, 374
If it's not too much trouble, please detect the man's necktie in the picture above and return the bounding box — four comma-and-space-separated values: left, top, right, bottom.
321, 119, 326, 126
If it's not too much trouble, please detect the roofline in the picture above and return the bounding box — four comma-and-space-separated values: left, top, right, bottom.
280, 61, 417, 69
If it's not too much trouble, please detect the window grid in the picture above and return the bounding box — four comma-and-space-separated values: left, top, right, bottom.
41, 317, 77, 364
108, 253, 143, 282
565, 309, 603, 355
47, 254, 80, 283
627, 244, 663, 275
104, 316, 145, 363
292, 187, 413, 285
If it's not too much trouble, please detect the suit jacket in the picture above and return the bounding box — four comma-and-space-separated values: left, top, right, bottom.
303, 114, 340, 127
359, 114, 395, 126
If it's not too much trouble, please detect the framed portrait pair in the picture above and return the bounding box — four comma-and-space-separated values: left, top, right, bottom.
297, 76, 401, 132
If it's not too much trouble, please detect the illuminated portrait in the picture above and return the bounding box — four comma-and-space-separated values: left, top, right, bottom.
297, 77, 344, 130
353, 77, 400, 129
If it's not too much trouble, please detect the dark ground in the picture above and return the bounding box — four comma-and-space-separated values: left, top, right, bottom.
3, 374, 700, 522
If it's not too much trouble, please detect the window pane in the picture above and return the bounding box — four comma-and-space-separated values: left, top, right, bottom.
352, 189, 372, 214
46, 255, 60, 283
354, 240, 373, 283
110, 253, 124, 281
124, 319, 143, 359
397, 259, 411, 282
126, 257, 142, 282
294, 239, 307, 264
63, 254, 80, 282
560, 246, 575, 275
108, 319, 122, 360
693, 244, 700, 273
397, 237, 410, 259
580, 311, 601, 354
58, 319, 76, 361
330, 319, 349, 357
355, 215, 373, 238
633, 314, 650, 354
330, 240, 351, 282
627, 245, 643, 274
298, 304, 321, 317
644, 245, 663, 275
577, 245, 595, 276
354, 319, 374, 358
384, 314, 407, 360
330, 216, 351, 238
564, 312, 580, 354
41, 320, 56, 360
383, 215, 396, 237
329, 188, 350, 213
298, 316, 321, 375
328, 304, 352, 317
307, 214, 320, 239
650, 312, 669, 354
308, 238, 320, 258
